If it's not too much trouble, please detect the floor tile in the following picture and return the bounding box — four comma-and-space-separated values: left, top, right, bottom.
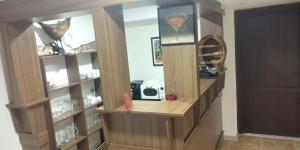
220, 135, 300, 150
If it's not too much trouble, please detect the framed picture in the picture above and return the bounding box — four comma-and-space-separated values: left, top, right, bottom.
158, 3, 197, 46
151, 37, 163, 66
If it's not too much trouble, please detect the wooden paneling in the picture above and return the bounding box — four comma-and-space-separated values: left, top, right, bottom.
107, 114, 167, 149
65, 56, 80, 82
200, 18, 223, 38
184, 94, 223, 150
199, 2, 223, 38
92, 6, 131, 111
162, 45, 199, 100
0, 22, 50, 149
1, 22, 45, 105
97, 74, 225, 150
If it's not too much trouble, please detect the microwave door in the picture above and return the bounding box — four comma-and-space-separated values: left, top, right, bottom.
142, 87, 159, 99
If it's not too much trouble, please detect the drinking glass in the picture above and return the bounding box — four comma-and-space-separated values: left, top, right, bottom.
55, 130, 64, 146
72, 99, 79, 111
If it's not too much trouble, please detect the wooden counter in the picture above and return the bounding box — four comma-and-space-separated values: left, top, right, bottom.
97, 79, 218, 117
96, 73, 225, 150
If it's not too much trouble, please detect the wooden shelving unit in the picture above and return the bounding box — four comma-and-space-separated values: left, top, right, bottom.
39, 50, 97, 59
47, 77, 100, 92
197, 35, 227, 72
39, 49, 104, 150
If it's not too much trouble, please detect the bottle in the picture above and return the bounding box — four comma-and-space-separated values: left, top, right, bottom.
123, 93, 132, 112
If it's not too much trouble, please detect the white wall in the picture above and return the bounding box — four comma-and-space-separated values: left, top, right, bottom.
125, 21, 164, 82
0, 33, 22, 149
221, 9, 238, 138
35, 15, 95, 51
124, 6, 164, 82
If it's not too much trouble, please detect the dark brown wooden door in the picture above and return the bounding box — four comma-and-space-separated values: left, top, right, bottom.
236, 5, 300, 137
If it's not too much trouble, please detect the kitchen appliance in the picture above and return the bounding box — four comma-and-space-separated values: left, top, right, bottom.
140, 81, 165, 100
131, 80, 144, 100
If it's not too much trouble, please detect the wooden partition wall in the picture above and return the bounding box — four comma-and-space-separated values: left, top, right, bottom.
92, 6, 131, 111
162, 45, 199, 100
1, 22, 51, 149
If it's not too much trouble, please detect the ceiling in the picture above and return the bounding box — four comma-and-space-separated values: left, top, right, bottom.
218, 0, 300, 9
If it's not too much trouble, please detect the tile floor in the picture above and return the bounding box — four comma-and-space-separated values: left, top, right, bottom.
220, 135, 300, 150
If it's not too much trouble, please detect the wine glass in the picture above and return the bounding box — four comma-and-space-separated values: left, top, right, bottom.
55, 129, 64, 146
165, 13, 188, 42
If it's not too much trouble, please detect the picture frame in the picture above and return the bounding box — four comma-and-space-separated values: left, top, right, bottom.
158, 3, 197, 46
151, 37, 163, 66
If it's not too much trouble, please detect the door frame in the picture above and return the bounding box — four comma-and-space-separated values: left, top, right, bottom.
235, 3, 300, 134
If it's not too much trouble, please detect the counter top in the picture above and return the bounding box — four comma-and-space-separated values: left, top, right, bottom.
97, 78, 219, 117
97, 98, 194, 117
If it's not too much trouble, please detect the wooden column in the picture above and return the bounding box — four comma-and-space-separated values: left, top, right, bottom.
92, 6, 131, 111
165, 118, 174, 150
1, 22, 50, 149
162, 45, 200, 100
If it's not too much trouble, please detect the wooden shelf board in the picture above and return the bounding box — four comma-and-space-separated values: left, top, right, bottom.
80, 77, 100, 84
39, 49, 97, 59
6, 97, 50, 110
87, 124, 102, 136
198, 45, 220, 49
57, 135, 86, 150
53, 109, 83, 124
97, 98, 194, 117
85, 101, 103, 110
199, 52, 225, 57
199, 60, 222, 65
48, 81, 81, 92
96, 142, 108, 150
48, 77, 100, 92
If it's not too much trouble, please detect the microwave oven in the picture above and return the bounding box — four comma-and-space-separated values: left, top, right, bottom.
140, 82, 165, 100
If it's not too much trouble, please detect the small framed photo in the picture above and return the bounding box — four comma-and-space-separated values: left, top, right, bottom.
151, 37, 163, 66
158, 3, 197, 46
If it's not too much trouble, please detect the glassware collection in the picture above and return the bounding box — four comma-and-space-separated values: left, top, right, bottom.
83, 88, 102, 109
80, 69, 100, 80
51, 98, 81, 121
41, 41, 103, 149
55, 122, 79, 147
86, 111, 101, 133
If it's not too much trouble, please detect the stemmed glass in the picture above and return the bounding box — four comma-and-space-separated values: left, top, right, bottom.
55, 122, 79, 147
51, 98, 80, 120
165, 13, 188, 42
86, 112, 101, 132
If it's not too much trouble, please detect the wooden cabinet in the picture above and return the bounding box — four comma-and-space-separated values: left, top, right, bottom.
96, 73, 225, 150
184, 77, 224, 150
